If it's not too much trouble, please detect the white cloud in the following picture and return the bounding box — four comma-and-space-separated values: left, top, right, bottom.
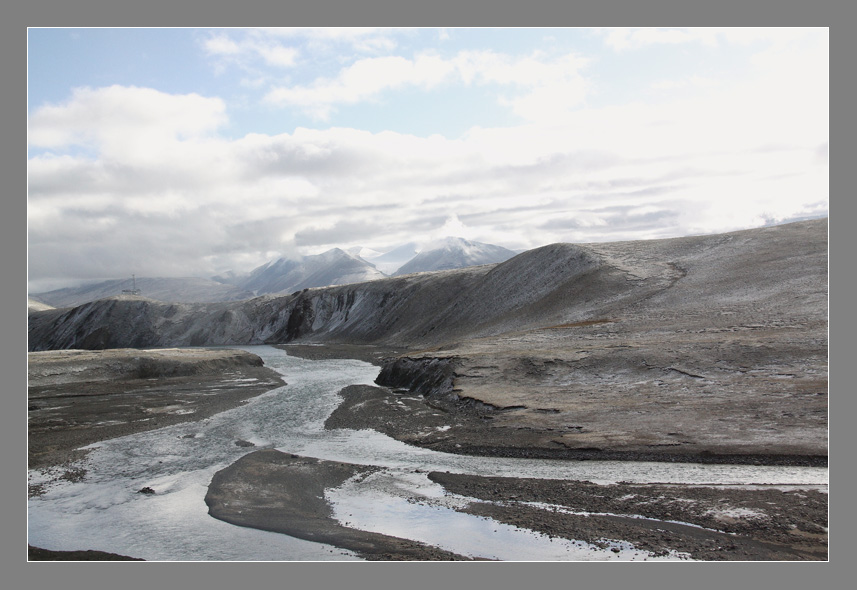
204, 34, 242, 55
265, 50, 589, 122
28, 27, 828, 289
202, 32, 300, 69
604, 28, 705, 51
600, 27, 824, 51
28, 86, 227, 153
426, 214, 477, 244
264, 54, 457, 119
257, 44, 299, 67
255, 27, 400, 50
650, 76, 718, 91
201, 28, 398, 76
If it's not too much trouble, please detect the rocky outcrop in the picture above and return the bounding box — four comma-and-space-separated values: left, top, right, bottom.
375, 357, 457, 399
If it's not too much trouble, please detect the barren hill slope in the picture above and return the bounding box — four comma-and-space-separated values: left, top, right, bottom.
29, 219, 827, 353
28, 218, 828, 462
371, 218, 828, 461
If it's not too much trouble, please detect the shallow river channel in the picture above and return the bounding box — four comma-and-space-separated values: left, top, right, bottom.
28, 346, 828, 561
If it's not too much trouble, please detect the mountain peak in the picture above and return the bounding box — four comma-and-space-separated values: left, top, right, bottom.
393, 238, 516, 276
239, 249, 385, 295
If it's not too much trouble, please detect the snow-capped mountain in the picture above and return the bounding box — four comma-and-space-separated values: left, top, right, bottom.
392, 237, 517, 276
358, 242, 420, 275
237, 248, 386, 295
30, 277, 256, 308
30, 240, 517, 307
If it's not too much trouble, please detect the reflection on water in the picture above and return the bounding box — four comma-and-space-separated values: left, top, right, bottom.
28, 346, 828, 561
326, 469, 689, 561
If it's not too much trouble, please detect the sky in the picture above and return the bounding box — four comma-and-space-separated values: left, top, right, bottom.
27, 27, 829, 292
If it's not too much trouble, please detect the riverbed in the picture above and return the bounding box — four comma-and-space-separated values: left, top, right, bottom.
28, 346, 828, 561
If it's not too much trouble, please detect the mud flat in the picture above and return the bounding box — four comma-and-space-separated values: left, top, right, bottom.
276, 343, 404, 366
27, 545, 145, 561
204, 448, 827, 561
427, 472, 827, 561
205, 449, 474, 561
28, 347, 284, 490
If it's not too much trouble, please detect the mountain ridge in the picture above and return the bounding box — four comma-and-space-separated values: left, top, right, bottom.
28, 218, 827, 353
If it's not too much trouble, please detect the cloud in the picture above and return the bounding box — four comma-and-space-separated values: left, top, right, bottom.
28, 25, 827, 294
264, 50, 589, 122
602, 28, 708, 51
264, 54, 457, 120
427, 214, 477, 243
256, 44, 299, 67
599, 27, 823, 52
200, 28, 399, 79
294, 219, 383, 248
202, 32, 300, 68
204, 34, 242, 56
252, 27, 400, 53
650, 76, 718, 91
28, 85, 227, 164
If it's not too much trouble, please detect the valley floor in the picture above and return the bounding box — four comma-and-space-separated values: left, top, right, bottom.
27, 348, 285, 492
290, 341, 829, 560
27, 344, 828, 561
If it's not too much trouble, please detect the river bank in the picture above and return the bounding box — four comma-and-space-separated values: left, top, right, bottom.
287, 344, 828, 559
282, 341, 827, 467
28, 348, 285, 493
28, 345, 827, 561
205, 448, 827, 561
320, 386, 827, 560
205, 450, 475, 561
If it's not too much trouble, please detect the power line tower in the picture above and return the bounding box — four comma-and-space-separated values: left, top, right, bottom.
121, 274, 141, 295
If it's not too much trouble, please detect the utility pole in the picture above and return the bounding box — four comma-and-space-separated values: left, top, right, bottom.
121, 274, 141, 295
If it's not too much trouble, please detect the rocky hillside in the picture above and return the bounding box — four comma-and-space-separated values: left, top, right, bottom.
27, 241, 618, 351
28, 219, 827, 355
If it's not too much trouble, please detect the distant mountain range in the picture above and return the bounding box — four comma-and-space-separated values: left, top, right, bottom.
30, 237, 519, 306
217, 248, 385, 296
392, 237, 517, 276
29, 277, 256, 309
28, 219, 829, 353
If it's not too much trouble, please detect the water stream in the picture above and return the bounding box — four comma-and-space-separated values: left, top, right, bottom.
28, 346, 828, 561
